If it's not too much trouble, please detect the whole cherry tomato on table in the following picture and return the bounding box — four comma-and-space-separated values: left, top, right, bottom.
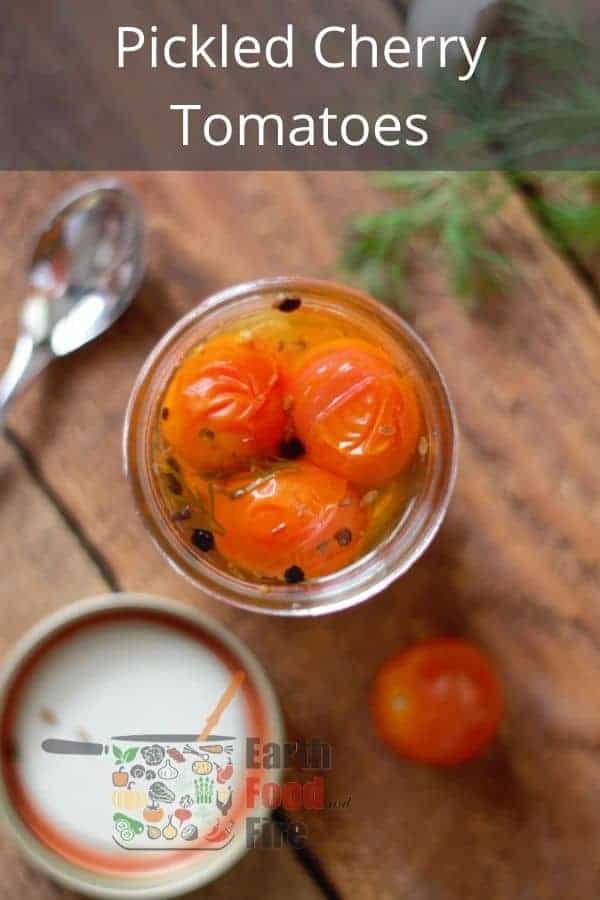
371, 638, 504, 766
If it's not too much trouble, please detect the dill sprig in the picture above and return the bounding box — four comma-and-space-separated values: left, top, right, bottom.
521, 172, 600, 256
343, 173, 510, 311
428, 0, 600, 168
342, 2, 600, 311
343, 170, 600, 311
227, 461, 297, 499
501, 0, 584, 70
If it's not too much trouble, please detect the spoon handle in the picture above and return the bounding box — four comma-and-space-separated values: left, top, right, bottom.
0, 332, 53, 429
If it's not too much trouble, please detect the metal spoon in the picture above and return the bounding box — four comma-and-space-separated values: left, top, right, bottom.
0, 179, 145, 428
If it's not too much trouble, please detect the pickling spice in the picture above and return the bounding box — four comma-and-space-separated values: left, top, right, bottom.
192, 529, 215, 552
279, 437, 305, 460
276, 296, 302, 312
335, 528, 353, 547
284, 565, 305, 584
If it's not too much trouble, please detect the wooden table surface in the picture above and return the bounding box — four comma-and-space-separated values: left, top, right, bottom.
0, 170, 598, 900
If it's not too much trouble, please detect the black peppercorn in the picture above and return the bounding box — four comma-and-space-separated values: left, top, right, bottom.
192, 529, 215, 552
284, 565, 305, 584
279, 437, 305, 460
334, 528, 353, 547
276, 297, 302, 313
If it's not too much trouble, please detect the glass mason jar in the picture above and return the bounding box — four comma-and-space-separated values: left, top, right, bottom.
124, 277, 457, 616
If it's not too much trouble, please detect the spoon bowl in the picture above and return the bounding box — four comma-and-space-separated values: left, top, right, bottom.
0, 180, 145, 426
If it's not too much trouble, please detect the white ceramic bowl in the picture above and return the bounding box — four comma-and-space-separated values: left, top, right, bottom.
0, 594, 285, 898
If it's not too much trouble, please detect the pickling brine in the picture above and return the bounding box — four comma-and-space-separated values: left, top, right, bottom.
153, 299, 428, 585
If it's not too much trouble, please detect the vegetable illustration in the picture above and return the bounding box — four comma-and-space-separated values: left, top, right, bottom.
216, 784, 231, 804
130, 764, 145, 779
174, 808, 192, 825
162, 816, 178, 840
192, 758, 213, 776
184, 743, 226, 756
216, 785, 233, 817
216, 757, 233, 783
195, 776, 213, 805
141, 744, 165, 767
203, 822, 222, 843
112, 767, 129, 787
204, 820, 233, 843
147, 825, 161, 840
113, 745, 138, 765
167, 748, 186, 763
113, 813, 144, 842
217, 787, 233, 816
145, 769, 156, 781
181, 823, 199, 841
183, 744, 202, 757
158, 758, 178, 781
113, 783, 147, 812
143, 801, 164, 823
179, 794, 194, 809
149, 781, 176, 804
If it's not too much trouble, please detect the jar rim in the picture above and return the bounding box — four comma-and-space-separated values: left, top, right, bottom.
123, 276, 458, 616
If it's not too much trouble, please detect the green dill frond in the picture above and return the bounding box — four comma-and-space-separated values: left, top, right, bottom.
341, 1, 600, 313
501, 0, 584, 69
342, 174, 511, 312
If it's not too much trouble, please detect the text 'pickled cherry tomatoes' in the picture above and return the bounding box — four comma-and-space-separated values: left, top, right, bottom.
213, 461, 366, 580
371, 639, 504, 766
290, 339, 422, 487
161, 336, 286, 473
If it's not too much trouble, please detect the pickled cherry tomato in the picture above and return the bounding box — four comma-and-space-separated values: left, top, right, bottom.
213, 462, 366, 579
161, 336, 286, 473
290, 339, 422, 486
371, 639, 504, 766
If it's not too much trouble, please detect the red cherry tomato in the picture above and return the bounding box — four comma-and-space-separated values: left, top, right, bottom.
161, 336, 286, 473
371, 639, 504, 766
290, 339, 422, 486
213, 461, 366, 579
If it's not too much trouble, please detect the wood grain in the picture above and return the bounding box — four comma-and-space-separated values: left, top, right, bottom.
0, 171, 598, 900
0, 829, 322, 900
0, 177, 326, 900
0, 436, 106, 652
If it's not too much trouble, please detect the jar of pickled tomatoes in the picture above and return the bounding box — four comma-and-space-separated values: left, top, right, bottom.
124, 277, 457, 615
